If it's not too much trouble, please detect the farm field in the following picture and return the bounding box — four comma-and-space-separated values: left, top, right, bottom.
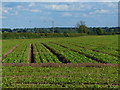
2, 66, 119, 88
2, 35, 120, 88
2, 35, 119, 64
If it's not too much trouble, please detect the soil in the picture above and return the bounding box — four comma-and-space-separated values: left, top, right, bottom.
2, 45, 18, 59
27, 44, 34, 63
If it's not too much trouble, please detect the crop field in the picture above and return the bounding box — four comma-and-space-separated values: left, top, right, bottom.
2, 35, 120, 88
2, 35, 119, 64
2, 66, 119, 88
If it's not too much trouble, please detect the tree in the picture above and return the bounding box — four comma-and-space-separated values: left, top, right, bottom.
76, 21, 89, 34
96, 27, 103, 35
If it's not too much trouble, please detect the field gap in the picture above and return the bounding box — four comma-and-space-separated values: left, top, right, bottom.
27, 44, 35, 63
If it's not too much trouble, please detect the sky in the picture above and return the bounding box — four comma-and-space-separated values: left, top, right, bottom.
1, 2, 119, 28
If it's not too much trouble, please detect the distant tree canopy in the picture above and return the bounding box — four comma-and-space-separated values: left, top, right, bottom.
1, 23, 120, 36
96, 27, 104, 35
76, 21, 89, 34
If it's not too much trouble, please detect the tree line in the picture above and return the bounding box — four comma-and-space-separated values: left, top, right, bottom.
1, 20, 120, 36
1, 26, 119, 35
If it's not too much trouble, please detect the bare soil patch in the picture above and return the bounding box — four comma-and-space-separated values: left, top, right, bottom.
3, 45, 18, 57
1, 45, 18, 62
27, 44, 34, 63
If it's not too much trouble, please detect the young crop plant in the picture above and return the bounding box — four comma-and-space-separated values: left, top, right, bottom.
33, 43, 61, 63
2, 43, 29, 63
53, 42, 119, 64
43, 43, 98, 63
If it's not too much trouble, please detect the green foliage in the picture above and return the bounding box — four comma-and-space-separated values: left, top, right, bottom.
2, 35, 119, 88
2, 66, 119, 88
76, 21, 89, 34
96, 27, 104, 35
1, 27, 119, 36
77, 25, 89, 34
2, 35, 119, 64
2, 33, 89, 39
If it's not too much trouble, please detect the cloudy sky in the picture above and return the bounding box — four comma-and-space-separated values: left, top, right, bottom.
1, 2, 118, 28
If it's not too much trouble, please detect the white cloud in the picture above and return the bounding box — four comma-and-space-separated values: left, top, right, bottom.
97, 9, 110, 13
44, 12, 51, 15
28, 2, 36, 7
2, 7, 18, 15
16, 5, 23, 9
70, 3, 92, 11
60, 0, 78, 1
82, 14, 88, 17
45, 3, 92, 11
102, 2, 117, 8
2, 0, 119, 2
30, 9, 41, 12
107, 3, 117, 8
0, 6, 2, 12
15, 5, 29, 11
89, 9, 110, 15
10, 11, 18, 15
46, 4, 69, 10
0, 16, 6, 19
2, 7, 12, 14
62, 12, 72, 16
2, 9, 9, 14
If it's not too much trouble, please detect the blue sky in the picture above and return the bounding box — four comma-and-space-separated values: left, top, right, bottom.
1, 2, 118, 28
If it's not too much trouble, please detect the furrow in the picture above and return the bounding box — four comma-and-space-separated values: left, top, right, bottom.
42, 43, 70, 63
51, 42, 107, 63
27, 44, 35, 63
68, 43, 120, 58
2, 45, 19, 59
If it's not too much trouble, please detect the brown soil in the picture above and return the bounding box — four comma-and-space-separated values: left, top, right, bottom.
27, 44, 34, 63
2, 45, 18, 58
2, 63, 120, 67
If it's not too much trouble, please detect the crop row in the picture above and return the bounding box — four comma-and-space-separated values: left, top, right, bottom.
52, 35, 118, 54
2, 35, 119, 64
2, 42, 118, 64
51, 42, 119, 64
64, 41, 119, 57
43, 43, 97, 63
33, 43, 61, 63
2, 40, 19, 55
2, 66, 119, 88
2, 44, 29, 63
2, 43, 99, 63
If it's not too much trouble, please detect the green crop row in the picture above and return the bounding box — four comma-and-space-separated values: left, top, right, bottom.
64, 41, 119, 56
44, 43, 97, 63
2, 40, 20, 55
33, 43, 61, 63
53, 42, 119, 64
2, 66, 119, 88
2, 43, 29, 63
2, 35, 119, 64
